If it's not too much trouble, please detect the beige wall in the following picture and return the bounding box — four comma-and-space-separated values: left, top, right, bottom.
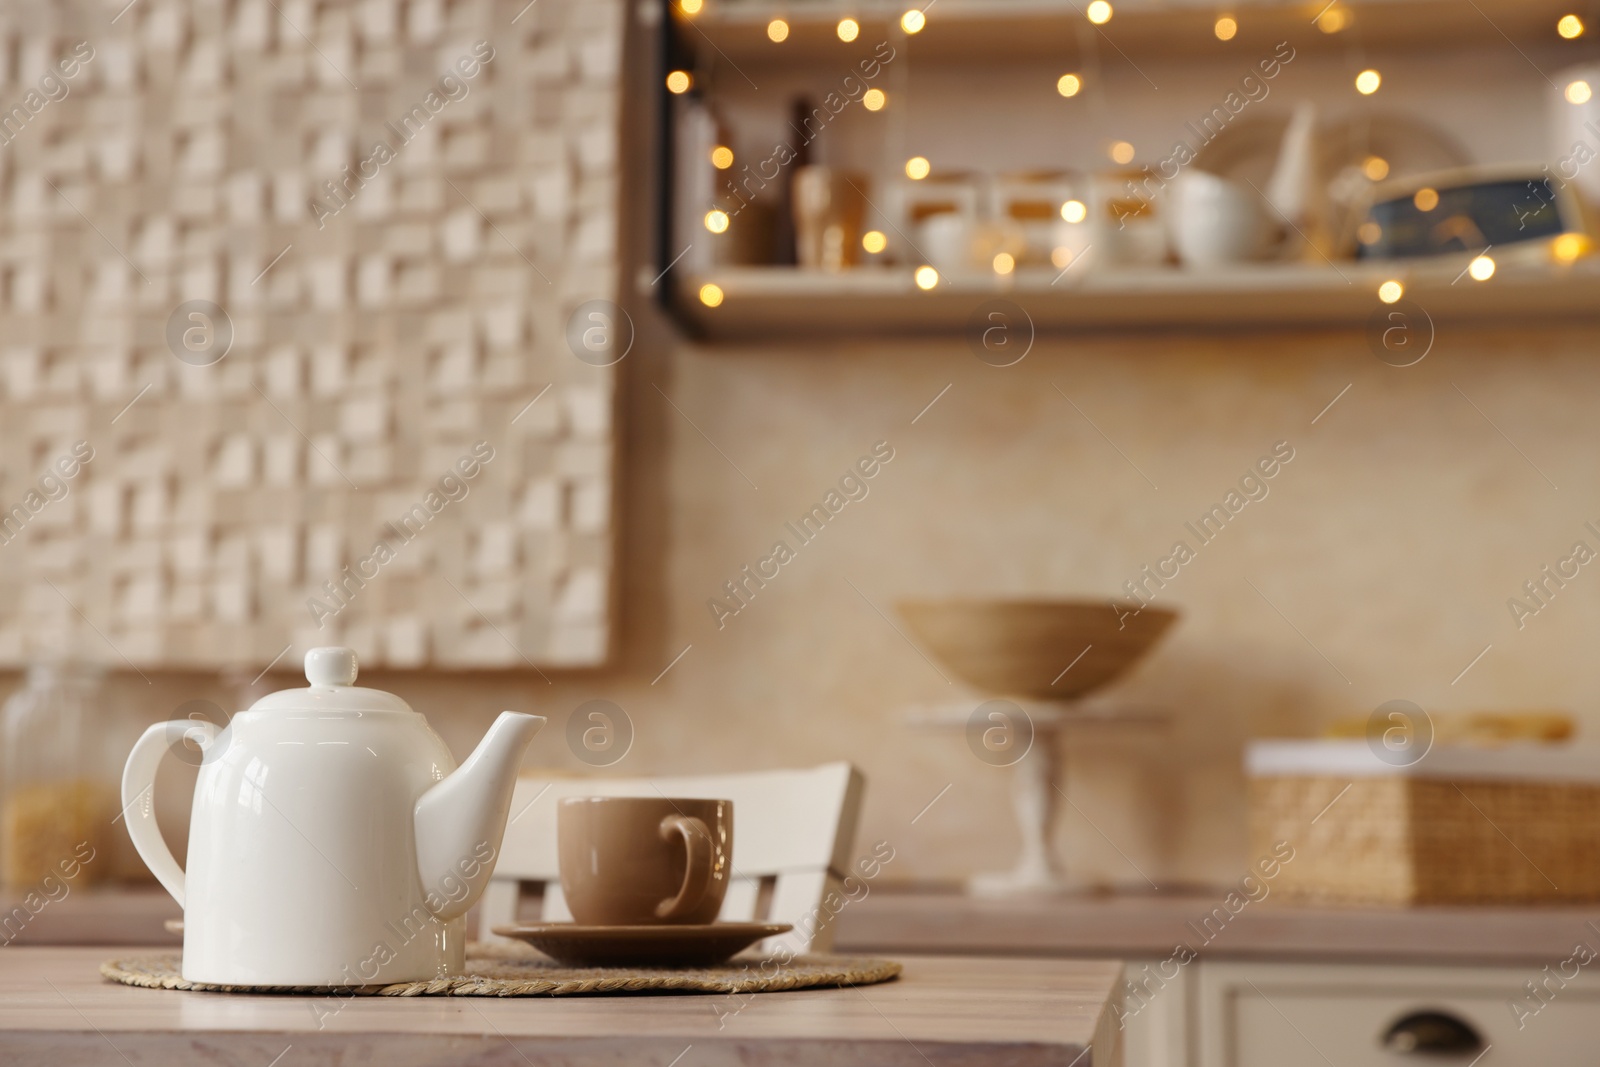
580, 319, 1600, 889
42, 316, 1600, 891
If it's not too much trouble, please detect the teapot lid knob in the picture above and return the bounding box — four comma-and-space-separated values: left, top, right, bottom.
305, 647, 359, 688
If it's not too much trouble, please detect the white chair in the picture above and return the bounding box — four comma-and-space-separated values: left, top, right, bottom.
477, 761, 865, 954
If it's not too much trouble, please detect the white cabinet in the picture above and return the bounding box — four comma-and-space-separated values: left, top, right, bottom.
1119, 958, 1600, 1067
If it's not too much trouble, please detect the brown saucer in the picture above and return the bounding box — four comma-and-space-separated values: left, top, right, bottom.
491, 922, 792, 967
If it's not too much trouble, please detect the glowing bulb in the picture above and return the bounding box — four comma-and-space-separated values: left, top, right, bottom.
710, 145, 734, 169
1413, 187, 1439, 212
1357, 221, 1382, 245
767, 18, 789, 41
914, 265, 939, 289
1553, 232, 1590, 263
666, 70, 692, 94
901, 8, 925, 33
704, 209, 729, 233
1051, 246, 1075, 268
680, 0, 702, 14
1316, 5, 1349, 32
1057, 72, 1082, 97
1362, 155, 1390, 181
1468, 254, 1495, 281
1110, 140, 1135, 164
862, 230, 887, 254
1214, 15, 1237, 40
905, 155, 931, 180
1378, 280, 1403, 304
1567, 80, 1593, 104
1061, 199, 1087, 223
837, 17, 860, 41
1558, 14, 1584, 38
863, 88, 887, 111
1087, 1, 1112, 25
699, 283, 724, 307
1355, 69, 1381, 95
993, 252, 1015, 275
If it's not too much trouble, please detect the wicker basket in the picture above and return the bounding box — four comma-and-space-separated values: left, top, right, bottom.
1247, 742, 1600, 905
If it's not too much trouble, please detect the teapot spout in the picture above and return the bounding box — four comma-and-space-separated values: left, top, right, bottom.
414, 711, 544, 920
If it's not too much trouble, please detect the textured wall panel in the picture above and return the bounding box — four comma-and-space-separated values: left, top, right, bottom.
0, 0, 620, 669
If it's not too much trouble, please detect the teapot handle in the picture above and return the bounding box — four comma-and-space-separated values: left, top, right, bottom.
121, 720, 220, 909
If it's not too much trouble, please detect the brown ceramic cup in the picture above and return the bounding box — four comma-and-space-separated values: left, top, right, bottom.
557, 797, 732, 926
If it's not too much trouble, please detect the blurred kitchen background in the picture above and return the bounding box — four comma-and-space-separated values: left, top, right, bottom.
4, 0, 1600, 915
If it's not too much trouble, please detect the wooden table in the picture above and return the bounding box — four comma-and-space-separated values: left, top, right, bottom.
0, 947, 1123, 1066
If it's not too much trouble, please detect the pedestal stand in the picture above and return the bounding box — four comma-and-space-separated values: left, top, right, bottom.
908, 701, 1167, 896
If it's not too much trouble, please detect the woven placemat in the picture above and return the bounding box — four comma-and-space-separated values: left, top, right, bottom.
100, 943, 901, 997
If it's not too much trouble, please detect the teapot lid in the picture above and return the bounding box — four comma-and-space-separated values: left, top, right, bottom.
246, 647, 414, 714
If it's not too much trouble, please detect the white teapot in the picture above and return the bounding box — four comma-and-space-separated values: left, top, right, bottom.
121, 647, 545, 985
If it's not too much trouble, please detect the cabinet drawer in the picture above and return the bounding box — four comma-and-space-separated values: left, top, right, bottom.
1199, 961, 1600, 1067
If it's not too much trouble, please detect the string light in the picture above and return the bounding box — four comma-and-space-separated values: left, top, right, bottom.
901, 9, 926, 33
1553, 233, 1590, 263
1316, 5, 1349, 32
1362, 156, 1390, 181
905, 156, 931, 180
1355, 69, 1381, 95
704, 210, 729, 233
1567, 80, 1593, 104
837, 17, 860, 41
914, 266, 939, 289
699, 283, 724, 307
666, 70, 692, 94
710, 146, 734, 169
863, 88, 887, 111
1110, 140, 1135, 164
1214, 15, 1237, 40
1413, 187, 1439, 211
1086, 1, 1112, 24
1468, 255, 1495, 281
1558, 14, 1585, 38
767, 19, 789, 41
993, 252, 1015, 275
863, 231, 887, 254
680, 0, 703, 14
1378, 280, 1403, 303
1057, 73, 1082, 97
1358, 221, 1382, 245
1061, 199, 1087, 223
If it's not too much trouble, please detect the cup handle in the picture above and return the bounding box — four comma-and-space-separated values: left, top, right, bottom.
655, 814, 713, 921
120, 719, 220, 909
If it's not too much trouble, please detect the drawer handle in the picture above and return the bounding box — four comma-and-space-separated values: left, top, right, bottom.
1381, 1011, 1484, 1056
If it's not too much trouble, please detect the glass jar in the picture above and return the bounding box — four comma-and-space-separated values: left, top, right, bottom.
0, 662, 109, 889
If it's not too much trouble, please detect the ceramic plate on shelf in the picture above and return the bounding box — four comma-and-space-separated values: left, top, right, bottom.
492, 922, 792, 967
1193, 111, 1472, 190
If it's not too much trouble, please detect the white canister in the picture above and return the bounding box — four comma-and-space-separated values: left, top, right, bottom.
1165, 170, 1272, 268
1088, 171, 1170, 267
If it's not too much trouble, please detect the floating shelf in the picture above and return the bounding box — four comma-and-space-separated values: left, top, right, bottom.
659, 0, 1600, 339
677, 0, 1588, 64
671, 260, 1600, 339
